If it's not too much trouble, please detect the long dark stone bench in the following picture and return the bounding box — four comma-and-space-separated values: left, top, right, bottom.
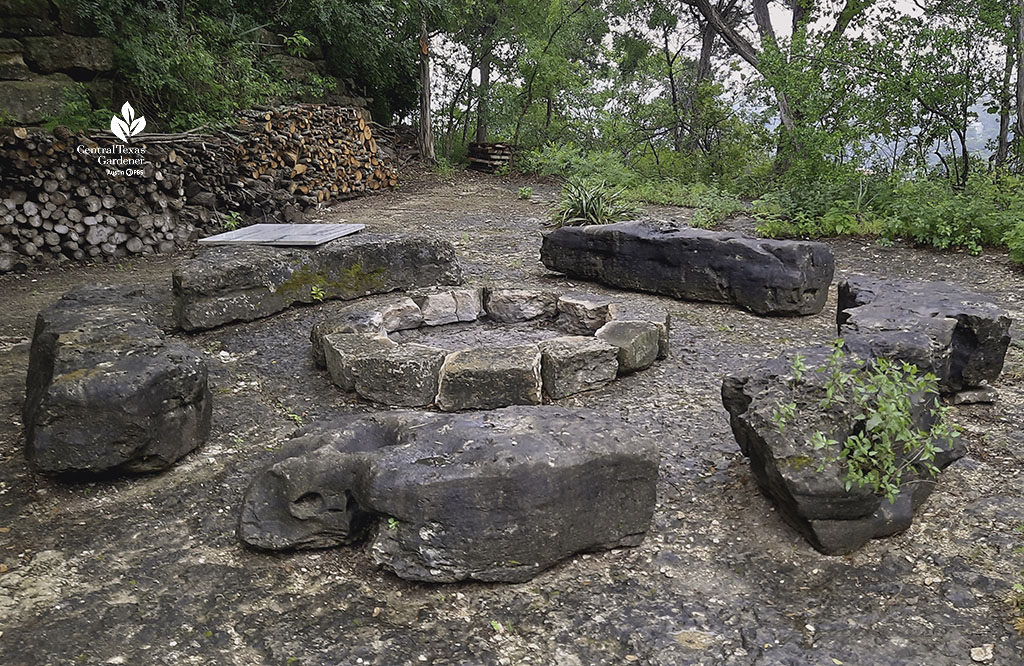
540, 219, 835, 316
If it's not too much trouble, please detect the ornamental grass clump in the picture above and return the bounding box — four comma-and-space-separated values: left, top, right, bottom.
550, 177, 643, 227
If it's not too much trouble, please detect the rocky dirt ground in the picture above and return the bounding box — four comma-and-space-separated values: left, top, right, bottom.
1, 170, 1022, 666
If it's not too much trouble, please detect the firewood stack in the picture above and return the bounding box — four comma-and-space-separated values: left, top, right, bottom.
0, 104, 397, 273
467, 142, 514, 173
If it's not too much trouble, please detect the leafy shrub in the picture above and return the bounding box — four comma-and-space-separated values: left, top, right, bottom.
626, 180, 745, 229
881, 173, 1024, 255
773, 340, 958, 502
1006, 219, 1024, 265
42, 84, 111, 132
520, 143, 636, 188
551, 178, 643, 227
517, 186, 533, 200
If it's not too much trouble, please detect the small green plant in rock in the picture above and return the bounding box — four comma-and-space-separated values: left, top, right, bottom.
550, 177, 643, 227
517, 186, 533, 200
286, 412, 304, 426
386, 517, 400, 530
222, 211, 243, 231
772, 340, 958, 502
310, 285, 326, 302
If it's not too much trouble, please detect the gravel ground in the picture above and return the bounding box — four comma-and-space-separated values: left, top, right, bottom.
0, 170, 1022, 665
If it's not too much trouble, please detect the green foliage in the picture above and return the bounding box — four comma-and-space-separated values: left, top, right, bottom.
432, 157, 458, 180
550, 178, 642, 227
281, 31, 313, 58
41, 83, 111, 132
755, 169, 1024, 257
625, 181, 745, 229
773, 340, 958, 503
517, 186, 533, 200
310, 285, 326, 302
222, 211, 243, 231
520, 143, 637, 188
0, 108, 16, 128
1006, 219, 1024, 266
882, 173, 1024, 255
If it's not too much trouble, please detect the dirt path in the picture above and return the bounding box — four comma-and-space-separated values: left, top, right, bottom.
1, 171, 1022, 666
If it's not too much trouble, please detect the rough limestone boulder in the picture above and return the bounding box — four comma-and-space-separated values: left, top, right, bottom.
435, 344, 543, 411
538, 336, 619, 398
238, 407, 658, 582
541, 219, 834, 316
721, 348, 965, 554
838, 275, 1011, 393
556, 293, 618, 334
348, 344, 447, 407
173, 233, 462, 331
411, 287, 484, 325
22, 35, 115, 73
310, 295, 422, 368
484, 288, 559, 323
595, 320, 661, 373
24, 284, 212, 475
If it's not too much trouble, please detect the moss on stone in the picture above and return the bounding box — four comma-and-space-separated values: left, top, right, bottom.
276, 262, 387, 301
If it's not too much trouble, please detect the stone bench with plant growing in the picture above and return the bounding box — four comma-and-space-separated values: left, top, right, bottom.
722, 339, 966, 554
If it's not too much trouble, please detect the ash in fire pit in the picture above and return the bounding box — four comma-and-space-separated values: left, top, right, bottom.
310, 287, 669, 410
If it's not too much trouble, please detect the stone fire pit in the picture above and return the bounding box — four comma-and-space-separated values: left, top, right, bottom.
310, 287, 670, 409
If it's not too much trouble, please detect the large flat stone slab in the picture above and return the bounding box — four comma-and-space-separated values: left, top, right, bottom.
837, 275, 1011, 392
173, 233, 462, 331
541, 219, 834, 316
197, 223, 365, 246
238, 407, 658, 582
24, 284, 212, 475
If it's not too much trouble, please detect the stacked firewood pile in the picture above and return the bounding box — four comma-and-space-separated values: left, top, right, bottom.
467, 142, 514, 173
0, 104, 397, 272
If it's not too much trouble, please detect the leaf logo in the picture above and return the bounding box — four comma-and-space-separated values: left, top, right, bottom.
110, 102, 146, 143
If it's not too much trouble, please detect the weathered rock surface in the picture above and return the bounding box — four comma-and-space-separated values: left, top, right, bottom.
613, 302, 672, 359
0, 73, 76, 124
23, 284, 211, 475
436, 344, 543, 411
837, 275, 1012, 392
721, 348, 965, 554
484, 288, 558, 323
412, 287, 484, 326
596, 321, 661, 373
173, 233, 462, 331
322, 332, 397, 392
541, 219, 835, 316
309, 295, 422, 368
22, 35, 114, 73
538, 336, 619, 398
238, 407, 658, 582
556, 293, 618, 334
348, 344, 447, 407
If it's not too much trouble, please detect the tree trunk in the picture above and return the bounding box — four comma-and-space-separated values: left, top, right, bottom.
545, 96, 554, 128
662, 28, 683, 152
418, 16, 436, 164
475, 44, 491, 143
1016, 0, 1024, 168
996, 41, 1014, 168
